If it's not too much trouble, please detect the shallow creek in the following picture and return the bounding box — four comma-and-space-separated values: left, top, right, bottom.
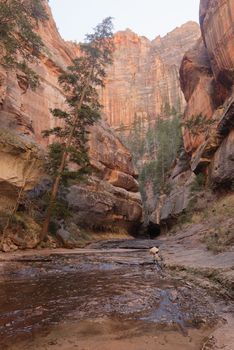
0, 246, 219, 349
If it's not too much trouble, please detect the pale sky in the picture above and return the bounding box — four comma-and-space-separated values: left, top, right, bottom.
50, 0, 200, 42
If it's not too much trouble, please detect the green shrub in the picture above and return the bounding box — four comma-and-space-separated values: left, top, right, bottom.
191, 173, 206, 192
49, 221, 58, 236
182, 114, 213, 136
0, 0, 48, 88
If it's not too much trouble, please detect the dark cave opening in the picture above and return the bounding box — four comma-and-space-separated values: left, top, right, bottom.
147, 222, 161, 239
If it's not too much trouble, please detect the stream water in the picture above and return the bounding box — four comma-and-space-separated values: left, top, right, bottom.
0, 245, 218, 349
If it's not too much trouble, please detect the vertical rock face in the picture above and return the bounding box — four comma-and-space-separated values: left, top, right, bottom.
0, 3, 142, 234
179, 0, 234, 177
100, 23, 201, 131
180, 38, 217, 154
200, 0, 234, 89
0, 5, 73, 145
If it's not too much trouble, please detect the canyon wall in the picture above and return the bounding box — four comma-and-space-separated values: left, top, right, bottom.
0, 2, 142, 242
181, 0, 234, 175
99, 22, 201, 223
150, 0, 234, 228
200, 0, 234, 89
100, 22, 200, 132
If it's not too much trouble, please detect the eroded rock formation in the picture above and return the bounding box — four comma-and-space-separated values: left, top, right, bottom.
180, 0, 234, 158
67, 121, 142, 233
0, 2, 142, 238
181, 0, 234, 180
151, 0, 234, 227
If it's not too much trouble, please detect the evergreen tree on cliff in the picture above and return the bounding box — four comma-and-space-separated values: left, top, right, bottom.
0, 0, 48, 88
41, 17, 114, 241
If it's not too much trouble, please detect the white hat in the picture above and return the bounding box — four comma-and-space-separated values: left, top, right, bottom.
150, 247, 159, 254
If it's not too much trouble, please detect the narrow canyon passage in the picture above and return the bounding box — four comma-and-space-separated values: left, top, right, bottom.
0, 0, 233, 349
0, 243, 224, 350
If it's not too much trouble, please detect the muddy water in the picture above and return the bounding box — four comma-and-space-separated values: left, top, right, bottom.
0, 248, 217, 349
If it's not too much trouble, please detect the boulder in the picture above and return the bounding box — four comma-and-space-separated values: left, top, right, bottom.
67, 179, 142, 234
105, 170, 139, 192
56, 227, 77, 248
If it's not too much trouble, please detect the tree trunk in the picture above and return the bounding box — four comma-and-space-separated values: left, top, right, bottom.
40, 151, 67, 240
40, 70, 93, 242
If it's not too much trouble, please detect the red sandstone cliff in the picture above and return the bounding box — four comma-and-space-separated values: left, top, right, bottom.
200, 0, 234, 89
0, 2, 142, 241
100, 23, 200, 131
179, 0, 234, 178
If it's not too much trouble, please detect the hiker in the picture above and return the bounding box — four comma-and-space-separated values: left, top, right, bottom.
149, 246, 163, 270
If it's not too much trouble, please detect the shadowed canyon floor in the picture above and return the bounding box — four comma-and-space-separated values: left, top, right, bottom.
0, 237, 233, 350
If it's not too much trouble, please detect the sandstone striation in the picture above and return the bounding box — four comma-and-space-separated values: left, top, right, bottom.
100, 23, 201, 132
0, 3, 142, 237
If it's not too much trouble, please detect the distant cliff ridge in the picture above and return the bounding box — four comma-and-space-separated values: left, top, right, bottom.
101, 22, 201, 131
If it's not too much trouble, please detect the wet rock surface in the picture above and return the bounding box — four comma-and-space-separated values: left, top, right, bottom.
0, 245, 222, 349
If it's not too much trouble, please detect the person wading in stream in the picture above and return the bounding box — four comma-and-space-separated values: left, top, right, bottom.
149, 246, 164, 273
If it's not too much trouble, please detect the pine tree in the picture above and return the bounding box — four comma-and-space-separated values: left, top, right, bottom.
139, 116, 182, 196
0, 0, 48, 88
40, 17, 114, 241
